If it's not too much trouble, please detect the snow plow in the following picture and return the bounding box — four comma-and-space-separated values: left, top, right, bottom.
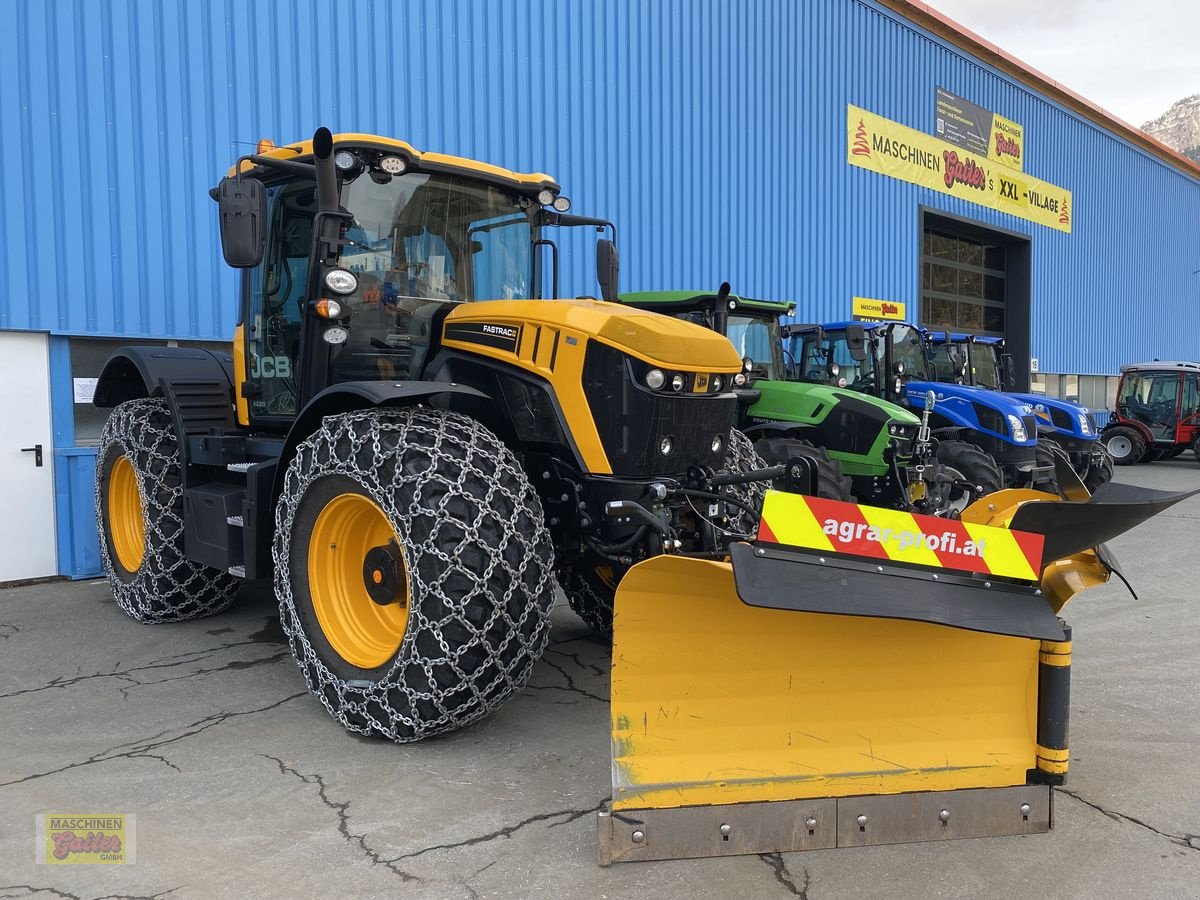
597, 481, 1194, 863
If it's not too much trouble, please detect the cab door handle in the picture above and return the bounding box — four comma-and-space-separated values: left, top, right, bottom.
20, 444, 43, 467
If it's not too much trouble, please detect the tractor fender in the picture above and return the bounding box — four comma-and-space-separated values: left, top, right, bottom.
94, 346, 236, 408
1100, 416, 1154, 445
271, 380, 491, 501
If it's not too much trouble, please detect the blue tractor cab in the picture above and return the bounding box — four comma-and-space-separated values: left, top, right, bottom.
927, 331, 1113, 492
792, 321, 1056, 491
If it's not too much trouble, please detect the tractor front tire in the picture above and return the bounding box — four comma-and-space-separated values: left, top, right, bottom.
274, 407, 557, 742
95, 398, 240, 623
1104, 426, 1146, 465
754, 436, 854, 501
724, 428, 772, 527
1083, 445, 1115, 493
556, 562, 616, 640
556, 428, 768, 640
935, 440, 1004, 513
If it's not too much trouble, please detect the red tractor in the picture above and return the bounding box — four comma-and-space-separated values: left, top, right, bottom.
1101, 361, 1200, 465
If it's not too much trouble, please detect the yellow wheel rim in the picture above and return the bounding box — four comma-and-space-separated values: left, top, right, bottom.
108, 454, 145, 573
307, 493, 410, 669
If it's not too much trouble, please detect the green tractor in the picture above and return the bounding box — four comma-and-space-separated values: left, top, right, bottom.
620, 288, 988, 514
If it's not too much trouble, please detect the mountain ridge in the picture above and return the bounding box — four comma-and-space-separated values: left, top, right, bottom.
1142, 94, 1200, 164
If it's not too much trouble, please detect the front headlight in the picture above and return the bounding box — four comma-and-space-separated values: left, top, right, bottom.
1078, 411, 1092, 435
645, 368, 666, 390
733, 373, 747, 387
1007, 414, 1028, 442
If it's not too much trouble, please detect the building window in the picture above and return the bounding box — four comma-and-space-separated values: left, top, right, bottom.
921, 229, 1006, 336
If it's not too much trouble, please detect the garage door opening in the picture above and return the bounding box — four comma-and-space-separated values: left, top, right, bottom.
919, 210, 1032, 391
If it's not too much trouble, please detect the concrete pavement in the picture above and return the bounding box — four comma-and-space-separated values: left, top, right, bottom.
1, 459, 1198, 899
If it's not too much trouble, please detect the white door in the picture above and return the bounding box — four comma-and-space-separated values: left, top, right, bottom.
0, 332, 57, 581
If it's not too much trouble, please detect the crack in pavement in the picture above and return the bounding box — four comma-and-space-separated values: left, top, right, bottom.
0, 623, 20, 640
0, 641, 286, 701
0, 889, 180, 900
543, 647, 608, 679
1058, 789, 1200, 852
390, 799, 608, 862
115, 651, 290, 702
0, 693, 307, 789
759, 853, 810, 898
530, 656, 607, 704
260, 755, 422, 883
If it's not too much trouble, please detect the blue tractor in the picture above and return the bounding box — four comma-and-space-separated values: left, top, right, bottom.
792, 321, 1057, 496
926, 332, 1113, 492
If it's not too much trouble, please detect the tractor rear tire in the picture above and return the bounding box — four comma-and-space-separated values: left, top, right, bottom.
1104, 426, 1146, 465
935, 440, 1004, 513
95, 398, 240, 623
1140, 447, 1164, 463
754, 437, 853, 501
1083, 445, 1115, 493
1163, 446, 1186, 459
273, 407, 557, 742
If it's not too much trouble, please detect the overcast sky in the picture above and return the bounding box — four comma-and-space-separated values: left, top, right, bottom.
929, 0, 1200, 126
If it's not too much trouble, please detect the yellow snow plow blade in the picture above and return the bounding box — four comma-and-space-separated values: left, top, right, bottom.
599, 485, 1197, 864
609, 554, 1040, 812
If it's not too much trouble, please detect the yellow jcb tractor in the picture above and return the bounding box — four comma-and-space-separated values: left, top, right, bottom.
92, 128, 797, 742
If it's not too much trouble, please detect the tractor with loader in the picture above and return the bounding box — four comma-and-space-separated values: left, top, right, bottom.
926, 331, 1114, 492
619, 289, 988, 515
91, 128, 1194, 863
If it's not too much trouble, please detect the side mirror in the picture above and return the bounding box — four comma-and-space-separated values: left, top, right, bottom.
846, 323, 868, 361
218, 176, 266, 268
596, 239, 619, 303
1002, 352, 1016, 388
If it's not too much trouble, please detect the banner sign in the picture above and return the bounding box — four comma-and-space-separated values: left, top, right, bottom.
935, 87, 1025, 172
848, 104, 1071, 234
852, 297, 906, 321
757, 490, 1044, 581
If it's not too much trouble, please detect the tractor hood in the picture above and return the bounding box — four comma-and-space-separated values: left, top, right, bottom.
1006, 393, 1099, 441
443, 299, 743, 371
907, 381, 1039, 447
752, 379, 920, 426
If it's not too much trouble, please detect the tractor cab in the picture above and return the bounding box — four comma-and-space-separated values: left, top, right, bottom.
216, 132, 619, 423
1102, 361, 1200, 465
926, 332, 1009, 390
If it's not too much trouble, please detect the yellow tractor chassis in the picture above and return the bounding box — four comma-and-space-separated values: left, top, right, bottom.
598, 485, 1194, 865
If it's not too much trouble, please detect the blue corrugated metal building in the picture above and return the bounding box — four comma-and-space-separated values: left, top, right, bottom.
2, 0, 1197, 580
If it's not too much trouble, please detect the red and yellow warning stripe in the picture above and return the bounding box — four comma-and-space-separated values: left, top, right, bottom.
756, 491, 1044, 581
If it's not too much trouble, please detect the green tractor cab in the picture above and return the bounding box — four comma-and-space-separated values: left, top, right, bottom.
619, 289, 982, 514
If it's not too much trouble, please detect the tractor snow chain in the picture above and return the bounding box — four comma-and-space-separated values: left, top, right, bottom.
273, 406, 558, 742
723, 429, 769, 535
95, 398, 240, 623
